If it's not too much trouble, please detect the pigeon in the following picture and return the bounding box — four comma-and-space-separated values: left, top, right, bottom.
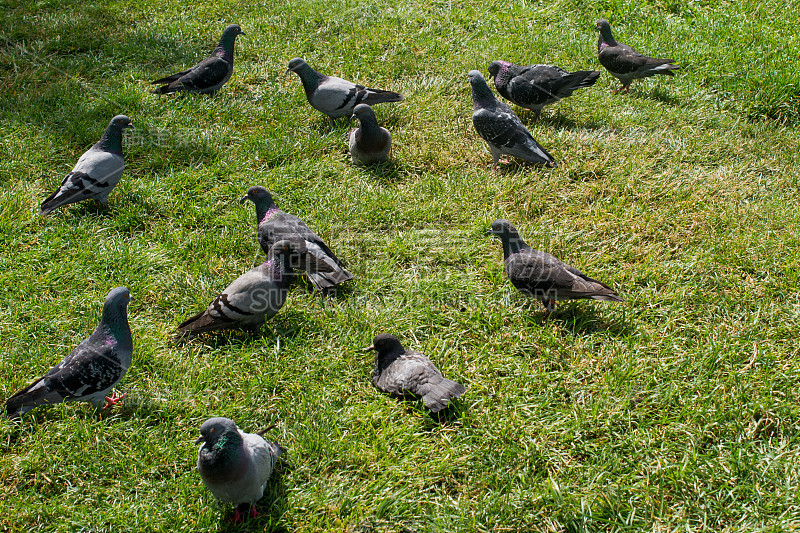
595, 19, 680, 93
197, 417, 283, 524
467, 70, 556, 170
486, 219, 623, 313
4, 287, 134, 419
286, 58, 404, 119
176, 239, 320, 339
487, 60, 600, 119
349, 103, 391, 165
39, 115, 134, 216
365, 333, 466, 413
151, 24, 244, 95
240, 186, 353, 291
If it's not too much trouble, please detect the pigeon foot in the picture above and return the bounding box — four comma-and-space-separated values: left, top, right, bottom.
102, 391, 127, 410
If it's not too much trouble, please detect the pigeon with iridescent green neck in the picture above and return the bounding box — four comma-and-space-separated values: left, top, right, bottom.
286, 57, 403, 119
486, 219, 623, 313
151, 24, 244, 94
4, 287, 134, 419
468, 70, 556, 170
175, 239, 327, 339
595, 19, 679, 94
196, 417, 283, 524
240, 186, 353, 291
39, 115, 134, 216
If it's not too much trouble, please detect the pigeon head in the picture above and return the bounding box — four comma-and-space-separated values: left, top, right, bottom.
223, 24, 245, 37
239, 185, 274, 206
286, 57, 309, 74
364, 333, 405, 356
467, 70, 495, 106
487, 61, 510, 79
351, 103, 378, 124
110, 115, 134, 131
595, 19, 616, 44
485, 219, 519, 240
196, 417, 240, 447
102, 286, 133, 321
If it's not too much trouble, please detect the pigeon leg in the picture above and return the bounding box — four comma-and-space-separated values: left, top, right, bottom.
249, 504, 260, 519
102, 391, 127, 410
231, 503, 250, 524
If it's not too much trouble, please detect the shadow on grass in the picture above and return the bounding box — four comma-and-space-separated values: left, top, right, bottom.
517, 109, 607, 131
546, 304, 632, 338
173, 313, 318, 349
627, 86, 683, 107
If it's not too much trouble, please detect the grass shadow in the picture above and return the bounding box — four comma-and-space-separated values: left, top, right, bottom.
547, 304, 632, 338
628, 86, 683, 107
359, 159, 409, 184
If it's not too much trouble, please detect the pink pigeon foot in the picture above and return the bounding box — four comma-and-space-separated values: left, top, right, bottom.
249, 505, 260, 519
102, 391, 127, 410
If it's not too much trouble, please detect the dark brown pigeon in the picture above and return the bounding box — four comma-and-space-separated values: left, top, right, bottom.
240, 186, 353, 291
487, 61, 600, 119
365, 333, 466, 413
151, 24, 244, 95
486, 219, 623, 313
595, 19, 679, 93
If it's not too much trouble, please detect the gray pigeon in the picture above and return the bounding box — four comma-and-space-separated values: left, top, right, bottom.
486, 219, 623, 312
240, 186, 353, 291
365, 333, 466, 413
176, 239, 320, 339
151, 24, 244, 94
595, 19, 680, 93
39, 115, 134, 216
487, 61, 600, 119
4, 287, 134, 419
349, 103, 391, 165
286, 58, 404, 119
196, 417, 283, 524
467, 70, 556, 170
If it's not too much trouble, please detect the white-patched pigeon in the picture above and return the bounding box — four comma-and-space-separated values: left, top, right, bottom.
487, 61, 600, 119
349, 103, 391, 165
240, 186, 353, 291
286, 58, 403, 119
196, 417, 283, 524
39, 115, 134, 216
595, 19, 680, 94
486, 219, 623, 313
467, 70, 556, 170
365, 333, 466, 413
151, 24, 244, 95
176, 239, 320, 339
4, 287, 134, 419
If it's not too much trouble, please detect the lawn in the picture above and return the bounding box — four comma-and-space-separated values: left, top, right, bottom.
1, 0, 799, 531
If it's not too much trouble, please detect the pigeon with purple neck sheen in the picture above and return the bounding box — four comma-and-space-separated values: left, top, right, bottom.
486, 219, 623, 313
595, 19, 679, 93
4, 287, 134, 419
151, 24, 244, 95
468, 70, 556, 170
487, 61, 600, 119
196, 417, 283, 524
39, 115, 134, 216
349, 103, 391, 165
175, 239, 323, 339
286, 58, 404, 120
240, 186, 353, 291
365, 333, 466, 413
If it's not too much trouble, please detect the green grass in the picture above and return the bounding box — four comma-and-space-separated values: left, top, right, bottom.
2, 0, 800, 531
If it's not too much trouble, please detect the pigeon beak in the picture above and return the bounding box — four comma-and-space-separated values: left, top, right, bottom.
127, 123, 135, 130
129, 294, 135, 302
284, 68, 291, 76
238, 195, 249, 204
484, 229, 493, 236
363, 345, 375, 352
195, 435, 205, 445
